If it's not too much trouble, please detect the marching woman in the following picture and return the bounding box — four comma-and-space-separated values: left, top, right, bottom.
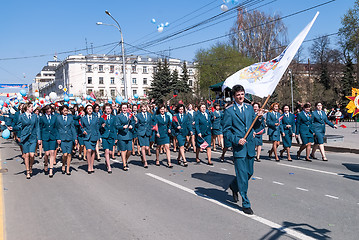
10, 103, 40, 179
211, 103, 224, 151
136, 104, 153, 168
311, 102, 337, 161
93, 104, 102, 160
296, 103, 314, 161
74, 106, 86, 161
99, 103, 116, 173
252, 102, 265, 162
38, 105, 58, 177
154, 105, 173, 168
81, 104, 100, 173
131, 104, 140, 156
195, 102, 213, 165
279, 104, 296, 161
266, 103, 281, 161
116, 103, 135, 171
185, 103, 196, 153
56, 105, 77, 175
172, 104, 192, 167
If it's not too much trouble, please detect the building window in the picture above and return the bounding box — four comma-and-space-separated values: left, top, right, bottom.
110, 77, 115, 85
87, 89, 93, 94
143, 78, 147, 85
99, 77, 104, 85
121, 78, 124, 85
189, 79, 193, 87
122, 90, 125, 96
110, 65, 114, 73
133, 90, 137, 96
88, 77, 92, 84
121, 66, 124, 73
143, 66, 147, 73
189, 69, 193, 74
132, 65, 136, 73
132, 78, 137, 85
87, 65, 92, 72
99, 89, 104, 96
99, 65, 104, 72
111, 89, 116, 97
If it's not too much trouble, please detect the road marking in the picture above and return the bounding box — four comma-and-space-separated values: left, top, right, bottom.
253, 176, 262, 180
110, 159, 121, 163
296, 187, 309, 192
220, 168, 228, 171
273, 181, 284, 185
325, 195, 339, 200
277, 163, 339, 176
146, 173, 315, 240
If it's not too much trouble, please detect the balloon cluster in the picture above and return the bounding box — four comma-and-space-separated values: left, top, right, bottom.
151, 18, 170, 33
221, 0, 239, 12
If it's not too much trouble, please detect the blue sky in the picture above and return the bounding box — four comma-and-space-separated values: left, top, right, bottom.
0, 0, 354, 89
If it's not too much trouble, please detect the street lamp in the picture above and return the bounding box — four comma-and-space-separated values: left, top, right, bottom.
288, 69, 294, 113
96, 10, 128, 99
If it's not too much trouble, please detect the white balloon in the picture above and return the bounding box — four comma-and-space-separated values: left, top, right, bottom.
45, 96, 50, 101
76, 98, 82, 104
157, 26, 164, 33
49, 92, 57, 101
34, 92, 39, 98
221, 4, 229, 11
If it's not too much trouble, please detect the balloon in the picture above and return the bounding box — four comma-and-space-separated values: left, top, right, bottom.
82, 93, 87, 99
1, 121, 5, 126
76, 97, 82, 104
134, 94, 139, 99
99, 103, 103, 107
2, 129, 10, 139
151, 18, 156, 24
71, 101, 76, 105
90, 97, 96, 102
137, 101, 141, 105
34, 92, 40, 98
221, 4, 229, 11
115, 96, 123, 104
3, 103, 8, 108
5, 99, 10, 104
45, 96, 50, 101
64, 102, 69, 106
39, 98, 45, 104
160, 23, 164, 27
49, 92, 57, 101
157, 26, 164, 33
64, 95, 70, 102
165, 22, 170, 27
231, 0, 239, 4
108, 99, 113, 104
0, 100, 3, 106
19, 89, 27, 96
82, 101, 86, 107
123, 99, 128, 103
86, 95, 91, 100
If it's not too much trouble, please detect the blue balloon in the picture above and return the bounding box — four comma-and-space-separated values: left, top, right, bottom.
134, 94, 139, 99
90, 97, 96, 102
123, 99, 128, 103
0, 100, 4, 106
64, 95, 70, 102
115, 96, 123, 104
86, 95, 91, 100
108, 99, 113, 104
5, 99, 10, 104
2, 129, 10, 139
165, 22, 170, 27
19, 89, 27, 96
64, 102, 69, 106
151, 18, 156, 24
137, 101, 141, 105
71, 101, 76, 105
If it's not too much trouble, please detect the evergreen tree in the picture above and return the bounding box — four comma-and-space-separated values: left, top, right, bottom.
148, 59, 172, 103
179, 62, 191, 93
341, 56, 356, 99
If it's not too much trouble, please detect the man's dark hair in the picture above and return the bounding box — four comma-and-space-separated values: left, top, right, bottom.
231, 85, 245, 96
303, 103, 311, 109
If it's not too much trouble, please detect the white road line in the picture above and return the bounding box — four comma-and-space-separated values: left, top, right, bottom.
146, 173, 315, 240
296, 187, 309, 192
325, 195, 339, 200
277, 163, 339, 176
110, 159, 121, 163
253, 176, 262, 180
273, 181, 284, 185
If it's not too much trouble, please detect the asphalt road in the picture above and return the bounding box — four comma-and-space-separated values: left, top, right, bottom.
1, 138, 358, 240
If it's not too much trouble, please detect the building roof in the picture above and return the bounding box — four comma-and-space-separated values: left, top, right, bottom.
42, 65, 57, 71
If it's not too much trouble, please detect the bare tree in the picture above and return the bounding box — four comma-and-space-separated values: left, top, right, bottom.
229, 9, 287, 62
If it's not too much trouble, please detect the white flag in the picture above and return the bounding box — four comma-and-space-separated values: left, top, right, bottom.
223, 12, 319, 98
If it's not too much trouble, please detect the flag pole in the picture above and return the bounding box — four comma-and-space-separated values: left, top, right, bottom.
243, 94, 271, 139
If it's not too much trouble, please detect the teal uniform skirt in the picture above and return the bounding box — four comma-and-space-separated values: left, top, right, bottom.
84, 140, 97, 150
43, 140, 57, 151
61, 140, 73, 154
138, 135, 150, 147
102, 138, 115, 150
118, 139, 132, 151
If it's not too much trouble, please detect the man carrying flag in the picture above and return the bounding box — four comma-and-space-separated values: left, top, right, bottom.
223, 85, 263, 215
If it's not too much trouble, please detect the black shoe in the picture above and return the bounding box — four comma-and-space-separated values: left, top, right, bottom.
88, 171, 92, 174
229, 185, 239, 202
310, 154, 318, 160
66, 172, 71, 175
243, 207, 254, 215
255, 157, 261, 162
62, 170, 65, 174
108, 170, 112, 174
305, 158, 312, 162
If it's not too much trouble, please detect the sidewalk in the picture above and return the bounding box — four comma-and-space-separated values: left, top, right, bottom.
263, 121, 359, 154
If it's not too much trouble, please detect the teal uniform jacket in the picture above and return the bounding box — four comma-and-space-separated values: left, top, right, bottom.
295, 111, 313, 137
116, 113, 135, 141
211, 110, 223, 130
55, 114, 77, 141
80, 115, 100, 142
194, 111, 213, 136
13, 113, 40, 143
312, 110, 334, 135
172, 113, 192, 137
38, 114, 58, 141
136, 112, 153, 137
223, 103, 260, 158
153, 114, 171, 138
99, 114, 117, 139
280, 113, 296, 148
266, 111, 281, 137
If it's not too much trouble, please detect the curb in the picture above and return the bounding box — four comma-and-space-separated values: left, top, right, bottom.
263, 140, 359, 154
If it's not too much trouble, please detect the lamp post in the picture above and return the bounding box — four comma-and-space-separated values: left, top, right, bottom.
97, 10, 128, 99
288, 69, 294, 112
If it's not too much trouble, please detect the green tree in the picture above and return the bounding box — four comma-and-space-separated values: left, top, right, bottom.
179, 62, 191, 93
148, 60, 171, 103
341, 56, 356, 99
170, 68, 190, 94
194, 43, 254, 97
339, 0, 359, 82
